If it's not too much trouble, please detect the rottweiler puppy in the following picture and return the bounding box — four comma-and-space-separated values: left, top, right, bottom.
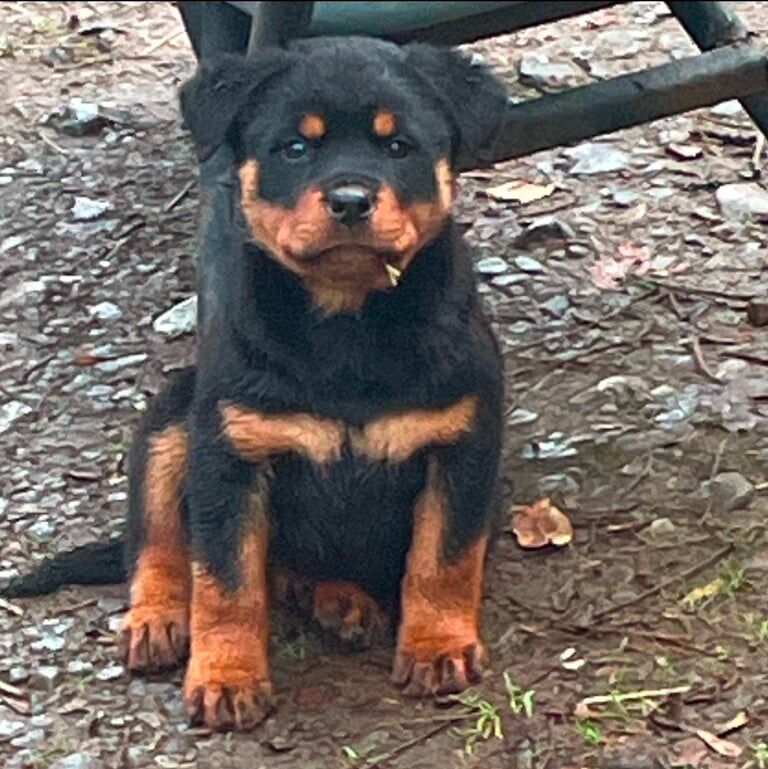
5, 37, 508, 732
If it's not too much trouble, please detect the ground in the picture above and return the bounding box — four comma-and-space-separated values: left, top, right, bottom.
1, 2, 768, 767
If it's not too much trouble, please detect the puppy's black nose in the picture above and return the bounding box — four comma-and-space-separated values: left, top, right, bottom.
325, 184, 375, 226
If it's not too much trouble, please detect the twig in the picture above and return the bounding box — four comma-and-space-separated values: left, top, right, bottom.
363, 720, 458, 768
578, 685, 691, 709
691, 336, 723, 383
0, 596, 24, 616
629, 275, 758, 302
38, 129, 68, 156
593, 543, 734, 621
164, 180, 195, 213
616, 453, 653, 501
20, 352, 57, 384
0, 694, 30, 715
53, 597, 98, 615
143, 28, 183, 57
54, 55, 113, 72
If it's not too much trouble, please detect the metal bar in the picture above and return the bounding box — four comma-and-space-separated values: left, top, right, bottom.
384, 1, 623, 46
666, 1, 768, 137
477, 43, 768, 169
246, 1, 315, 52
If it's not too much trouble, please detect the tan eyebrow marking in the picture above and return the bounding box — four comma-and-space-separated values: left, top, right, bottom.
373, 109, 397, 138
299, 113, 326, 140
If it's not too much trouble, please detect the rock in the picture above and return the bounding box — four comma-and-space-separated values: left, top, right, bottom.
715, 183, 768, 221
538, 474, 579, 495
648, 517, 676, 538
0, 401, 33, 434
0, 235, 24, 255
71, 196, 113, 221
519, 54, 580, 90
88, 301, 122, 321
29, 665, 62, 691
31, 632, 65, 651
475, 256, 509, 276
11, 728, 45, 749
8, 666, 28, 684
541, 294, 569, 317
27, 519, 56, 541
594, 28, 642, 59
508, 408, 539, 426
97, 662, 124, 681
152, 295, 198, 337
67, 660, 94, 675
611, 190, 639, 207
50, 753, 106, 769
665, 143, 702, 160
700, 472, 754, 512
0, 280, 45, 310
514, 254, 544, 273
514, 216, 574, 247
710, 100, 743, 118
564, 143, 630, 175
94, 353, 148, 373
0, 719, 25, 740
747, 298, 768, 327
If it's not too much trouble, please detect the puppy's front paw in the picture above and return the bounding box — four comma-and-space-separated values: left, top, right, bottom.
184, 677, 274, 732
391, 637, 485, 697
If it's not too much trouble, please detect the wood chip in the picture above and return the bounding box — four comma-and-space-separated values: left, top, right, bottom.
486, 181, 555, 204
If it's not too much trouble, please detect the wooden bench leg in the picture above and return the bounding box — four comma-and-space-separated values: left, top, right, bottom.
667, 1, 768, 136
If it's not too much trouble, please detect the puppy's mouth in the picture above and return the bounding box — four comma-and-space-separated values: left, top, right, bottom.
295, 243, 405, 288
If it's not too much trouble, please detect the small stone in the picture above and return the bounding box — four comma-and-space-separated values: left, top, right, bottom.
564, 143, 630, 174
71, 196, 112, 221
94, 353, 148, 373
514, 216, 574, 247
566, 243, 593, 258
716, 183, 768, 221
152, 295, 198, 337
519, 54, 580, 90
0, 401, 33, 435
475, 256, 509, 276
648, 517, 676, 538
508, 408, 539, 426
29, 665, 62, 691
538, 474, 579, 495
8, 666, 28, 683
665, 143, 702, 160
700, 472, 754, 512
50, 753, 106, 769
611, 190, 639, 207
747, 298, 768, 327
11, 728, 45, 749
88, 301, 122, 321
514, 255, 544, 273
27, 519, 56, 541
710, 100, 743, 117
0, 235, 24, 255
97, 662, 124, 681
0, 719, 25, 740
541, 294, 569, 316
31, 632, 65, 651
67, 660, 94, 675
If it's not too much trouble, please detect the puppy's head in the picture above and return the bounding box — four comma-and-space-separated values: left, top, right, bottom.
181, 39, 507, 314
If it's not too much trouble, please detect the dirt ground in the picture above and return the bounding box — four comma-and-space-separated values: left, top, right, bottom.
2, 2, 768, 767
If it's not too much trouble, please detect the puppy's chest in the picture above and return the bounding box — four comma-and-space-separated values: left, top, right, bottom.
219, 394, 476, 467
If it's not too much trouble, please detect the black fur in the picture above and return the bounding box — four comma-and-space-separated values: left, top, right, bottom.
3, 38, 506, 609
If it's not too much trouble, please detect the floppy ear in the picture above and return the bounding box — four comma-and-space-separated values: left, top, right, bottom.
179, 51, 293, 160
403, 45, 508, 170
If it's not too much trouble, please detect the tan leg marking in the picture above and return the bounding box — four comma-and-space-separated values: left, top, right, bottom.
123, 425, 191, 672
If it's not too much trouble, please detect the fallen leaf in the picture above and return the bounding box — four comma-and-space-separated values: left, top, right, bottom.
487, 181, 555, 204
589, 242, 651, 290
510, 499, 573, 548
716, 710, 748, 735
681, 577, 723, 607
692, 727, 742, 758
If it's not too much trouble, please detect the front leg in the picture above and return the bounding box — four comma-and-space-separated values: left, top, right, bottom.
183, 427, 273, 732
393, 411, 500, 696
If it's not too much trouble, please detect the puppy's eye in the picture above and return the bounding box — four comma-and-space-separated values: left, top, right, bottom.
384, 139, 409, 159
282, 139, 308, 160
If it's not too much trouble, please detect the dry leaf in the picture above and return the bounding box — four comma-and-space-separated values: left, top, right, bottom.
510, 498, 573, 549
681, 577, 723, 607
487, 181, 555, 204
716, 710, 748, 735
589, 242, 651, 290
692, 728, 743, 758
